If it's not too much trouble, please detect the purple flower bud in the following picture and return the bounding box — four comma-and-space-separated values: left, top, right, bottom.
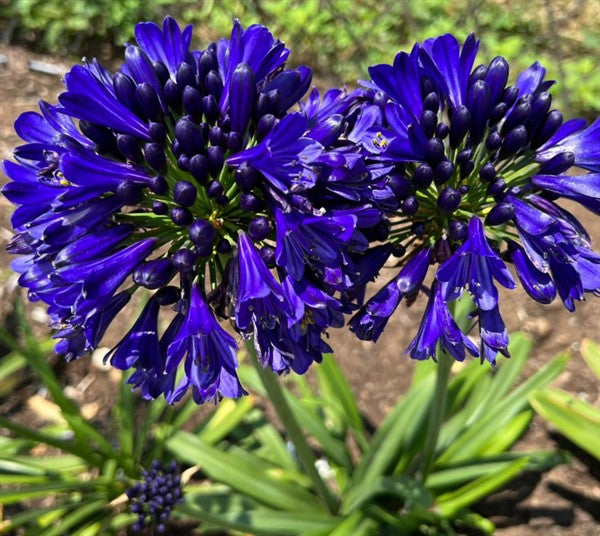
177, 154, 189, 171
467, 79, 491, 143
206, 180, 224, 198
411, 221, 425, 236
388, 173, 413, 199
182, 85, 203, 121
460, 159, 475, 179
144, 143, 166, 172
116, 134, 143, 163
500, 99, 531, 135
248, 216, 270, 241
230, 63, 256, 133
189, 219, 216, 245
401, 196, 419, 215
469, 64, 488, 86
149, 175, 168, 195
133, 258, 175, 289
113, 73, 141, 115
413, 163, 433, 189
260, 245, 276, 267
171, 138, 182, 157
421, 110, 437, 138
164, 79, 180, 109
502, 85, 519, 107
79, 121, 117, 153
456, 148, 473, 163
479, 162, 497, 182
216, 238, 232, 254
201, 95, 218, 123
485, 201, 515, 225
373, 90, 388, 108
459, 184, 469, 194
240, 192, 264, 212
255, 90, 281, 118
434, 160, 454, 185
235, 164, 259, 191
117, 180, 143, 205
423, 92, 440, 112
136, 82, 160, 120
489, 102, 508, 125
152, 61, 169, 84
205, 70, 223, 100
437, 186, 461, 213
189, 154, 208, 184
173, 180, 197, 207
448, 219, 467, 241
195, 241, 213, 257
499, 125, 528, 157
308, 114, 345, 146
198, 50, 217, 78
152, 200, 168, 215
434, 236, 452, 263
485, 56, 509, 104
227, 132, 243, 152
219, 114, 231, 132
174, 118, 204, 155
539, 151, 575, 175
216, 194, 229, 206
424, 137, 445, 165
487, 177, 507, 195
436, 122, 449, 139
170, 206, 193, 226
207, 146, 224, 178
172, 248, 196, 272
257, 113, 277, 139
531, 110, 563, 149
209, 125, 224, 146
176, 62, 195, 89
149, 122, 166, 144
156, 286, 179, 305
392, 243, 406, 257
525, 92, 552, 132
450, 105, 471, 148
486, 131, 502, 152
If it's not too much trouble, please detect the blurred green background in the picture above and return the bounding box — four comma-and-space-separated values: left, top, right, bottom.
1, 0, 599, 118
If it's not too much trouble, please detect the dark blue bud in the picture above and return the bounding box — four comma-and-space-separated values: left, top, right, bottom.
209, 125, 224, 146
257, 113, 277, 139
373, 90, 388, 108
116, 180, 143, 205
531, 110, 563, 149
164, 79, 181, 108
449, 105, 471, 148
219, 114, 231, 132
260, 245, 276, 267
149, 122, 166, 144
422, 79, 434, 95
487, 177, 507, 195
485, 56, 509, 104
173, 180, 197, 207
174, 118, 204, 155
170, 206, 193, 226
421, 110, 438, 138
468, 64, 488, 86
227, 132, 243, 152
388, 173, 413, 199
248, 216, 270, 241
144, 143, 166, 172
466, 80, 490, 144
456, 148, 473, 164
499, 125, 528, 157
500, 100, 531, 135
79, 121, 117, 154
437, 186, 461, 213
176, 62, 195, 89
235, 164, 260, 191
255, 90, 281, 118
149, 175, 168, 195
198, 50, 217, 79
216, 238, 232, 254
423, 92, 440, 112
195, 241, 213, 257
539, 151, 575, 174
116, 134, 143, 163
502, 85, 519, 107
479, 161, 497, 182
392, 243, 406, 257
525, 92, 552, 132
411, 221, 425, 237
230, 63, 256, 133
489, 102, 508, 125
459, 184, 469, 194
485, 201, 515, 225
189, 154, 208, 184
189, 219, 216, 245
113, 73, 141, 115
401, 196, 419, 215
177, 154, 189, 171
207, 146, 224, 178
135, 82, 160, 120
152, 200, 168, 215
152, 61, 169, 84
424, 137, 445, 165
172, 248, 196, 272
486, 131, 502, 152
199, 121, 209, 139
202, 95, 218, 123
448, 219, 467, 241
436, 122, 449, 139
240, 192, 264, 211
216, 194, 229, 206
413, 164, 433, 189
133, 259, 175, 289
182, 85, 203, 121
460, 159, 475, 179
433, 160, 454, 185
206, 180, 224, 198
308, 114, 345, 146
205, 70, 223, 100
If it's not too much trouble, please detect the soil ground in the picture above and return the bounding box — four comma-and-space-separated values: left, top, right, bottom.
1, 45, 599, 535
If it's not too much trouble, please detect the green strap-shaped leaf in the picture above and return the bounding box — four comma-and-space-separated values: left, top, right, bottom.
198, 396, 255, 445
580, 339, 600, 378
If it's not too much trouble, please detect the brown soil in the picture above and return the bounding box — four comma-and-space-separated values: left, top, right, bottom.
1, 44, 599, 535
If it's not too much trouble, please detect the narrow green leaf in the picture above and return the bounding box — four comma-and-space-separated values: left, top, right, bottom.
41, 499, 106, 536
199, 396, 255, 445
0, 481, 103, 505
454, 510, 495, 535
253, 423, 297, 471
437, 458, 529, 517
0, 505, 74, 533
114, 371, 135, 465
580, 339, 600, 378
477, 410, 533, 457
530, 388, 600, 460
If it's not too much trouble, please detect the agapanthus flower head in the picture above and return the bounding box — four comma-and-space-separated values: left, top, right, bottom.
350, 33, 600, 363
126, 460, 182, 533
3, 17, 394, 403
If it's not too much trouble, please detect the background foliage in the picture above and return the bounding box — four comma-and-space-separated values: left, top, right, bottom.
1, 0, 599, 119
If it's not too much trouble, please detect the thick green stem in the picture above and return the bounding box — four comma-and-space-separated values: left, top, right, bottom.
246, 340, 338, 514
419, 348, 453, 482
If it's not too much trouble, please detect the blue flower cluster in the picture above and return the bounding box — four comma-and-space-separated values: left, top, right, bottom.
3, 20, 599, 399
2, 17, 394, 403
349, 33, 600, 363
126, 460, 182, 533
